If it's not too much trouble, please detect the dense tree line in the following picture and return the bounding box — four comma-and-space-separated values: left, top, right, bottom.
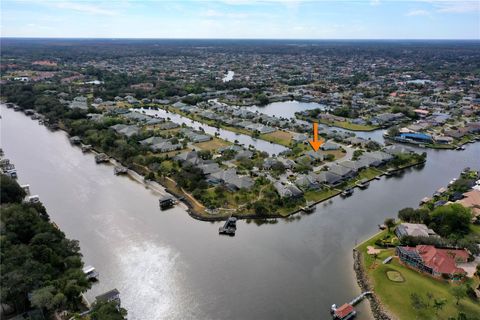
0, 175, 127, 319
1, 175, 90, 314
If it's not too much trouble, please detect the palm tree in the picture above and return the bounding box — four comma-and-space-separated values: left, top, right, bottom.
433, 298, 446, 316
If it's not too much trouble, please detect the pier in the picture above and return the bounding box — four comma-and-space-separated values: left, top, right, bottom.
331, 291, 372, 319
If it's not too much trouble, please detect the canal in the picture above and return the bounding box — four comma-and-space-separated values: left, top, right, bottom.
1, 106, 479, 320
245, 100, 386, 142
140, 107, 289, 155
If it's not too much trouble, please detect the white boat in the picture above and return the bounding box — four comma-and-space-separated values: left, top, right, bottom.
83, 265, 99, 280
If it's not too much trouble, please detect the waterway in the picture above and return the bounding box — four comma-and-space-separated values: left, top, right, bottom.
246, 100, 386, 142
2, 106, 479, 320
246, 101, 327, 119
140, 107, 288, 155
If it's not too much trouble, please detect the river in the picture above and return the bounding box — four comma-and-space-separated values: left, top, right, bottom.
1, 106, 479, 320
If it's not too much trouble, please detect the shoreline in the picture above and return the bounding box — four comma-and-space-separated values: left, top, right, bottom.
353, 248, 395, 320
2, 103, 425, 223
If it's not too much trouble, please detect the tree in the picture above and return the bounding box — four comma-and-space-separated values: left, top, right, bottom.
384, 218, 395, 232
430, 204, 471, 237
450, 285, 468, 305
398, 207, 416, 222
0, 174, 26, 204
31, 286, 66, 311
387, 126, 400, 137
1, 178, 91, 313
425, 291, 434, 307
410, 293, 426, 313
90, 301, 127, 320
433, 298, 446, 316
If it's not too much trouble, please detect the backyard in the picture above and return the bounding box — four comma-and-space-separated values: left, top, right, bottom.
357, 231, 480, 320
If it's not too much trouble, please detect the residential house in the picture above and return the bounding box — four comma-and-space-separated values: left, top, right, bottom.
396, 245, 469, 279
110, 124, 140, 137
395, 223, 438, 238
320, 141, 340, 151
315, 171, 344, 187
208, 169, 254, 191
328, 163, 357, 180
295, 174, 321, 190
274, 181, 303, 198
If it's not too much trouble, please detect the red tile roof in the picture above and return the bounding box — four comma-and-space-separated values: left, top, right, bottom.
405, 245, 469, 275
335, 303, 354, 319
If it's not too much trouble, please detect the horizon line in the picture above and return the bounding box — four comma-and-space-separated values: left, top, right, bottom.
1, 37, 479, 41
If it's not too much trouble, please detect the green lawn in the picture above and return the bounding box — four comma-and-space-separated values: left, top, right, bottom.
303, 188, 341, 203
357, 231, 480, 320
318, 119, 379, 131
470, 224, 480, 236
260, 130, 293, 146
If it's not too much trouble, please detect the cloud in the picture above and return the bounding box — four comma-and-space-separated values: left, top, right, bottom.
434, 1, 480, 13
51, 1, 119, 16
406, 9, 431, 16
370, 0, 381, 6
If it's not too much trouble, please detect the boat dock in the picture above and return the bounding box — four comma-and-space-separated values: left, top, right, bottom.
114, 166, 128, 175
331, 291, 372, 319
349, 291, 372, 305
159, 195, 176, 210
219, 217, 237, 236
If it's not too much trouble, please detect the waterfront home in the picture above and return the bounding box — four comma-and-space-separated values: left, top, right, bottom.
274, 181, 303, 198
295, 174, 321, 190
235, 150, 254, 160
445, 128, 469, 139
359, 151, 393, 167
395, 223, 438, 238
456, 189, 480, 217
157, 121, 179, 130
208, 169, 254, 191
371, 112, 405, 126
181, 129, 212, 143
433, 135, 454, 144
218, 145, 243, 154
315, 171, 344, 187
384, 145, 414, 156
328, 163, 357, 180
396, 245, 468, 279
396, 132, 433, 144
339, 160, 366, 172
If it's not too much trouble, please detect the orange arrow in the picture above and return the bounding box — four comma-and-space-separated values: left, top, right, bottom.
309, 122, 324, 151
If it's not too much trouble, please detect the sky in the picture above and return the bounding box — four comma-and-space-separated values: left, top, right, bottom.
1, 0, 479, 39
